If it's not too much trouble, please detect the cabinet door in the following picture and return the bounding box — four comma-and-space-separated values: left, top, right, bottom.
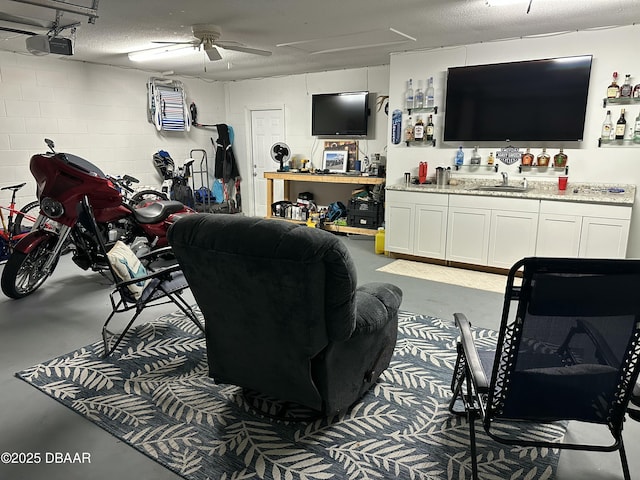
579, 217, 630, 258
414, 203, 448, 259
488, 210, 539, 268
386, 202, 414, 254
446, 207, 491, 265
536, 213, 581, 258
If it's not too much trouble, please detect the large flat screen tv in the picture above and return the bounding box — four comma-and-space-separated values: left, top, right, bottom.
443, 55, 593, 143
312, 91, 369, 136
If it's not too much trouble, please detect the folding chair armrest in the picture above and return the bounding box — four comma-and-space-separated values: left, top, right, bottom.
115, 264, 181, 288
138, 246, 173, 261
454, 312, 489, 391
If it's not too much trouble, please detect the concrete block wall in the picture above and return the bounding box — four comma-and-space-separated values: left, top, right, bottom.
0, 51, 225, 209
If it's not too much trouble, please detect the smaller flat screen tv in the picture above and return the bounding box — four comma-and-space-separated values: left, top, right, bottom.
312, 91, 369, 136
443, 55, 593, 143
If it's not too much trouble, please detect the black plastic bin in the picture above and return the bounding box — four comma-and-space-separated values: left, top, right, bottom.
347, 199, 384, 229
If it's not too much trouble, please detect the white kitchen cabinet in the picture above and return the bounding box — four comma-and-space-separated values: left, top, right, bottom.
537, 201, 631, 259
447, 195, 539, 267
385, 198, 414, 254
488, 207, 539, 268
579, 216, 630, 258
446, 196, 492, 265
536, 213, 582, 257
414, 203, 448, 259
386, 190, 448, 258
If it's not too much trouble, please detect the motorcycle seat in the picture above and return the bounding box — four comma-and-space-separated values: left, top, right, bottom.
131, 200, 186, 224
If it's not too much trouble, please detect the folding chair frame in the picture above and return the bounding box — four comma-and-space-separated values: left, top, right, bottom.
77, 196, 203, 358
448, 257, 640, 480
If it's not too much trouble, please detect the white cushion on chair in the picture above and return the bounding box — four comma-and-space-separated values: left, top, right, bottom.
107, 241, 148, 300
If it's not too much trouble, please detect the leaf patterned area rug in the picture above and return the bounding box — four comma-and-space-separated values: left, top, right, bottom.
16, 310, 565, 480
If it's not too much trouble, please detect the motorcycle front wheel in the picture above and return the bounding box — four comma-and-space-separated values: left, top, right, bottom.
1, 240, 59, 299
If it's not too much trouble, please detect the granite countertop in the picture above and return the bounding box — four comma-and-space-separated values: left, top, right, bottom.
386, 179, 636, 206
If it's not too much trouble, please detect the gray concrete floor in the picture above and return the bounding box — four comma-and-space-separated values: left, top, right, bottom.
0, 234, 637, 480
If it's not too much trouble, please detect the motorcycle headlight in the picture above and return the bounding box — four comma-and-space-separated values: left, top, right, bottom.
41, 197, 64, 218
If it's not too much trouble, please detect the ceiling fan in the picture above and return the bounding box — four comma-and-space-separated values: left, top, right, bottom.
154, 24, 272, 61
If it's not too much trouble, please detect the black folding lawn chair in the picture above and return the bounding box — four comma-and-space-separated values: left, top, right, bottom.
449, 257, 640, 480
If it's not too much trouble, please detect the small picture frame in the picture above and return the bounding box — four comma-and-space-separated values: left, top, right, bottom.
322, 149, 348, 173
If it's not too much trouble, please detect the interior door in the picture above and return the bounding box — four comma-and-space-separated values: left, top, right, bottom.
250, 109, 284, 217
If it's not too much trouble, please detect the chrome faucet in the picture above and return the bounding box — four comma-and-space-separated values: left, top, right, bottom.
501, 171, 508, 186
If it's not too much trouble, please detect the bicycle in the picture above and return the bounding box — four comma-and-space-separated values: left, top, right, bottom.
0, 183, 40, 262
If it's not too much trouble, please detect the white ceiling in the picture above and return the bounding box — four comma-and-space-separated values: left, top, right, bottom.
0, 0, 639, 81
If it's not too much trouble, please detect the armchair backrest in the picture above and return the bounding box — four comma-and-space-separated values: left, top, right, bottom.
167, 214, 358, 410
490, 257, 640, 431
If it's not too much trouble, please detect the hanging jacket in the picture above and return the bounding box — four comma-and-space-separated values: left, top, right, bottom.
213, 124, 240, 182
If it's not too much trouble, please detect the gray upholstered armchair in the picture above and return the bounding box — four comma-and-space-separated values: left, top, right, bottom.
167, 214, 402, 414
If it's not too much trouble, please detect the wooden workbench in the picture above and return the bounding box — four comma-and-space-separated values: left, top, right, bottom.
263, 171, 385, 236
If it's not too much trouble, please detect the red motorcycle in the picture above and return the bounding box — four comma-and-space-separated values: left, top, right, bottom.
1, 139, 194, 299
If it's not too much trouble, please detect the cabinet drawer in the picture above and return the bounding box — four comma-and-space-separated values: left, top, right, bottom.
386, 190, 448, 206
450, 194, 538, 212
540, 200, 631, 219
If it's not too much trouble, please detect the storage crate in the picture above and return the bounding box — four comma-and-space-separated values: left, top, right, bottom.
347, 199, 384, 229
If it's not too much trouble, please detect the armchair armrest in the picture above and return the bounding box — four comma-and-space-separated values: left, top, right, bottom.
354, 282, 403, 335
454, 312, 489, 392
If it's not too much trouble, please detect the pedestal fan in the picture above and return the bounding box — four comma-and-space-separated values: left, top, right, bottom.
270, 142, 291, 172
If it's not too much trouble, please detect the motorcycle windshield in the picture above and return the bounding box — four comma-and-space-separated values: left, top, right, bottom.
63, 153, 106, 178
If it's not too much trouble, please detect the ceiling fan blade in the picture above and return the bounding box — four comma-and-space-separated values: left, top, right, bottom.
152, 40, 198, 45
205, 45, 222, 61
216, 43, 272, 57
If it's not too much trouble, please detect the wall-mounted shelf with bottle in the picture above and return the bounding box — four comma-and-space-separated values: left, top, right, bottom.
598, 138, 640, 147
404, 139, 436, 147
518, 164, 569, 174
406, 106, 438, 115
453, 164, 499, 172
602, 97, 640, 108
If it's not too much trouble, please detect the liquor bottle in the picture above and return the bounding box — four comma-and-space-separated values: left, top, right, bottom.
405, 116, 414, 143
633, 82, 640, 99
426, 77, 435, 108
553, 148, 568, 168
624, 121, 634, 141
634, 113, 640, 144
536, 148, 550, 167
470, 146, 481, 164
601, 110, 613, 141
405, 79, 414, 110
607, 72, 620, 99
413, 116, 425, 141
521, 148, 534, 166
615, 109, 626, 140
455, 146, 464, 166
414, 80, 424, 109
620, 74, 633, 98
487, 152, 495, 165
426, 115, 434, 142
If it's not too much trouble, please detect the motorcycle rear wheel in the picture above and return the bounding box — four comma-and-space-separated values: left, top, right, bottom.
1, 240, 59, 299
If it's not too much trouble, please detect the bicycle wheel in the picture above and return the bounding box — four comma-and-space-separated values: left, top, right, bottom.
130, 190, 168, 207
11, 201, 40, 236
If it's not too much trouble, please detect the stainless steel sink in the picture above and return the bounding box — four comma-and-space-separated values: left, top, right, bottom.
470, 185, 530, 193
